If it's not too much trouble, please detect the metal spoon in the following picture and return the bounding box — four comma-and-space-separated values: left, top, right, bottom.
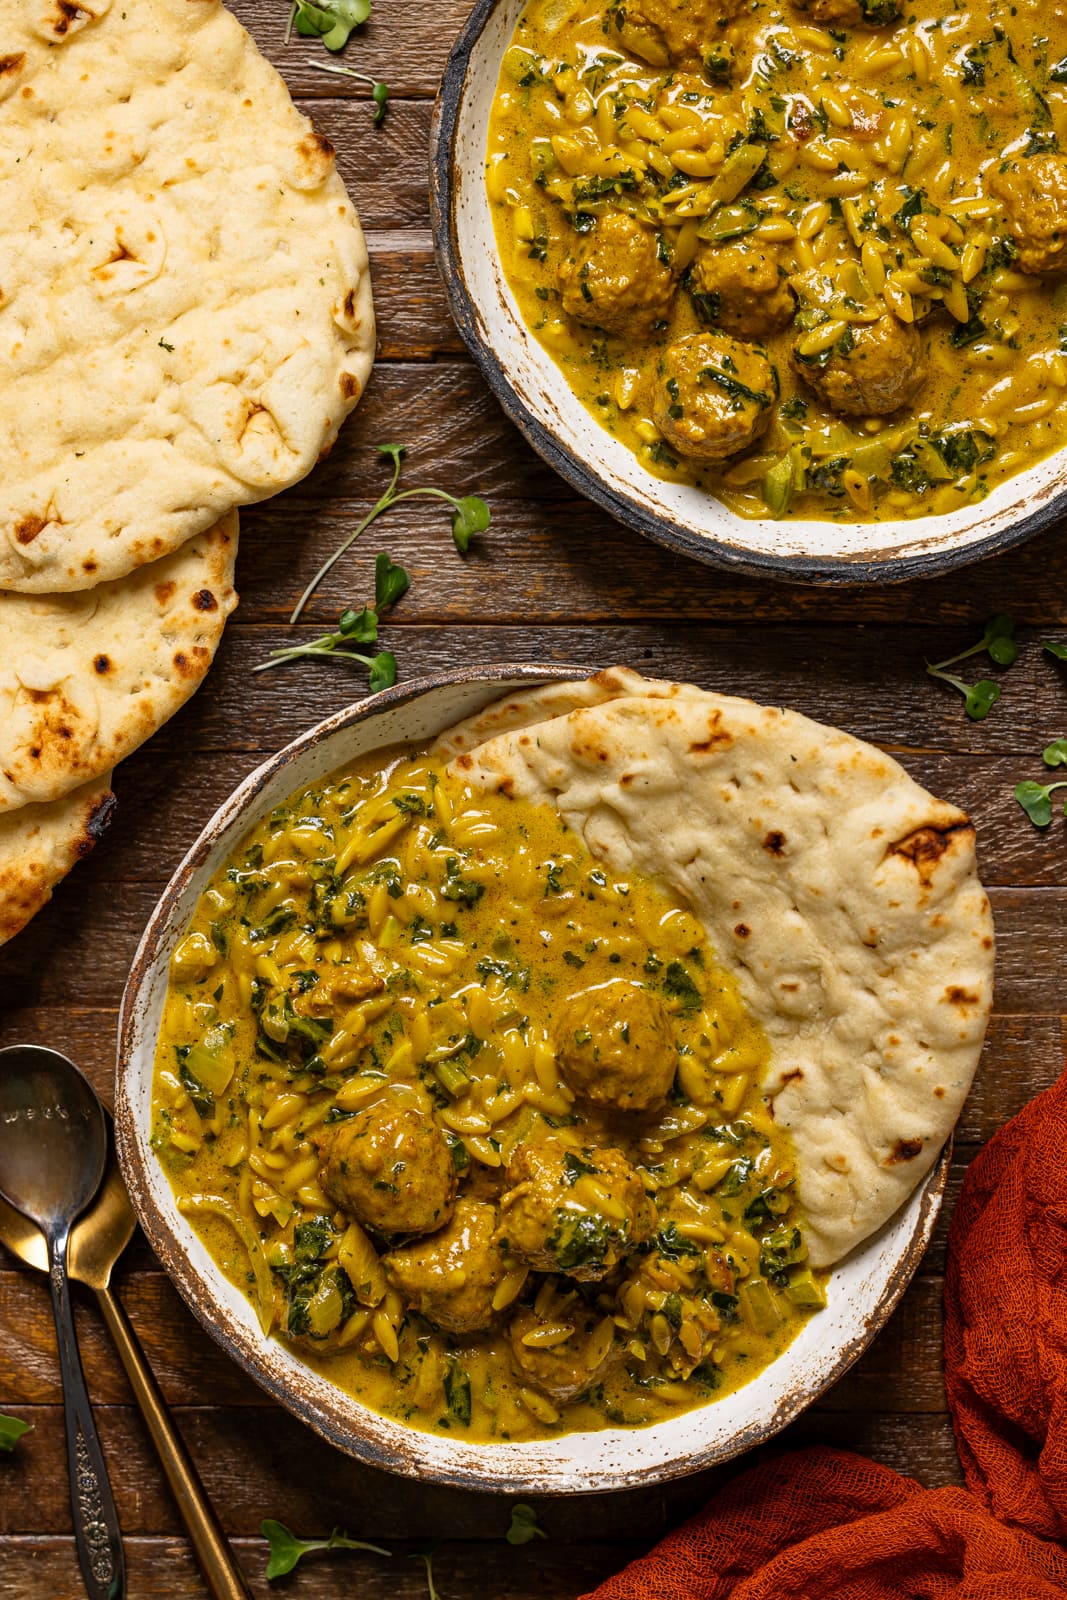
0, 1044, 124, 1599
0, 1046, 253, 1600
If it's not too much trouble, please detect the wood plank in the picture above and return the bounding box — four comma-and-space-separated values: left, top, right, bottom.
368, 236, 466, 359
0, 1402, 960, 1541
0, 1538, 629, 1600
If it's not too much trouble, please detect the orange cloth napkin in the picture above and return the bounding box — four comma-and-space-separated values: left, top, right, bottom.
582, 1069, 1067, 1599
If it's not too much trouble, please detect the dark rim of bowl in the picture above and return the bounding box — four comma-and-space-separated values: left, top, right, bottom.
117, 664, 949, 1490
428, 0, 1067, 587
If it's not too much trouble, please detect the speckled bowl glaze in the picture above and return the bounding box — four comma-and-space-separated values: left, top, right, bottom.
429, 0, 1067, 585
117, 666, 949, 1491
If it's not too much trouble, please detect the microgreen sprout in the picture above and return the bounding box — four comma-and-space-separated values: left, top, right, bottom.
290, 444, 489, 622
255, 551, 409, 689
1014, 779, 1067, 827
260, 1519, 390, 1580
1044, 640, 1067, 663
925, 615, 1016, 719
412, 1546, 443, 1600
506, 1504, 548, 1545
305, 58, 390, 121
1043, 738, 1067, 767
0, 1415, 31, 1453
287, 0, 371, 52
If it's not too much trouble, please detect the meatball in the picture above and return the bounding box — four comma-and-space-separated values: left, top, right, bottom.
382, 1201, 509, 1335
790, 0, 900, 26
609, 0, 745, 70
689, 240, 796, 341
318, 1099, 456, 1236
496, 1139, 653, 1282
509, 1303, 619, 1403
988, 154, 1067, 276
557, 213, 674, 338
791, 312, 925, 416
653, 333, 777, 461
555, 980, 676, 1112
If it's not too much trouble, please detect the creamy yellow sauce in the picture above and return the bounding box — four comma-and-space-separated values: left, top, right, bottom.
151, 747, 821, 1443
487, 0, 1067, 520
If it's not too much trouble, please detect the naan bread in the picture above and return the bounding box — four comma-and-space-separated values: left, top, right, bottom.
0, 513, 238, 813
0, 776, 116, 946
0, 0, 374, 592
438, 669, 994, 1267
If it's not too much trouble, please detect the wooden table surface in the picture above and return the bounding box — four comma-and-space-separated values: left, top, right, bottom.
3, 2, 1067, 1594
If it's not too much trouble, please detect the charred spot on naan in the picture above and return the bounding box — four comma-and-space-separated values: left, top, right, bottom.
885, 1138, 924, 1165
886, 818, 975, 886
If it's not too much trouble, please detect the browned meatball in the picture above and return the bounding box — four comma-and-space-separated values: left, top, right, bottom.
556, 980, 676, 1112
988, 154, 1067, 276
791, 313, 925, 416
653, 333, 777, 461
509, 1303, 619, 1403
319, 1099, 456, 1236
557, 213, 674, 337
689, 240, 796, 341
789, 0, 900, 24
496, 1139, 653, 1281
609, 0, 746, 70
382, 1201, 510, 1335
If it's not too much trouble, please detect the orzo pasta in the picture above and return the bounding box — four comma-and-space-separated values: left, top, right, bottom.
151, 747, 821, 1442
486, 0, 1067, 519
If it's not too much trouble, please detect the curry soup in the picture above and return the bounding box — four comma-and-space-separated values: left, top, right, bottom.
151, 748, 823, 1443
487, 0, 1067, 520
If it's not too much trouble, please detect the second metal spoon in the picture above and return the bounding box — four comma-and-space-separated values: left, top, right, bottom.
0, 1046, 253, 1600
0, 1044, 124, 1600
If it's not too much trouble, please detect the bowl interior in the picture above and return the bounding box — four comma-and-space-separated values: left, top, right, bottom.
431, 0, 1067, 583
117, 667, 947, 1492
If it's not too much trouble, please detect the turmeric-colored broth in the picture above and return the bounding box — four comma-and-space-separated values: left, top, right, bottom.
486, 0, 1067, 520
151, 748, 821, 1442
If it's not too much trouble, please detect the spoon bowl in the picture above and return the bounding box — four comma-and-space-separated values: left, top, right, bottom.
0, 1044, 107, 1234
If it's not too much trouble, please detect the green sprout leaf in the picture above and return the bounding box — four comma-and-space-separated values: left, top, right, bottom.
375, 552, 411, 611
963, 680, 1001, 720
449, 495, 492, 553
253, 608, 397, 691
260, 1519, 389, 1580
1043, 739, 1067, 767
927, 615, 1017, 674
289, 446, 485, 622
506, 1504, 548, 1546
304, 57, 390, 121
338, 606, 378, 641
369, 651, 398, 693
1014, 779, 1067, 828
0, 1415, 31, 1453
1044, 640, 1067, 663
291, 0, 371, 51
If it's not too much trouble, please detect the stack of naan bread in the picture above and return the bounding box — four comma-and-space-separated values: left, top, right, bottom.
0, 0, 375, 944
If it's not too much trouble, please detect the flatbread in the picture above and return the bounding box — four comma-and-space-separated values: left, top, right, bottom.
0, 775, 116, 947
0, 513, 238, 814
0, 0, 374, 593
438, 669, 994, 1267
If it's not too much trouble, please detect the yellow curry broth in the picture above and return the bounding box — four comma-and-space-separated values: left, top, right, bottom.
152, 748, 820, 1442
487, 0, 1067, 520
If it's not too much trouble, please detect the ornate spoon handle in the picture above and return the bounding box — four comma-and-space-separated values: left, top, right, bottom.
47, 1228, 125, 1600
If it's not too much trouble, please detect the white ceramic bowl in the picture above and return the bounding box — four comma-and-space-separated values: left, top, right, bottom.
116, 666, 948, 1491
429, 0, 1067, 585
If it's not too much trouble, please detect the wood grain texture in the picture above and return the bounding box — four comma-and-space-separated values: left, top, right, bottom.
1, 0, 1065, 1594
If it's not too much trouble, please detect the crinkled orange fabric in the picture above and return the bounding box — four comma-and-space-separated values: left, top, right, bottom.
581, 1070, 1067, 1600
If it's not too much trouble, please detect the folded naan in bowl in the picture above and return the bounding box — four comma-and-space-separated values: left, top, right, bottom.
437, 668, 993, 1265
